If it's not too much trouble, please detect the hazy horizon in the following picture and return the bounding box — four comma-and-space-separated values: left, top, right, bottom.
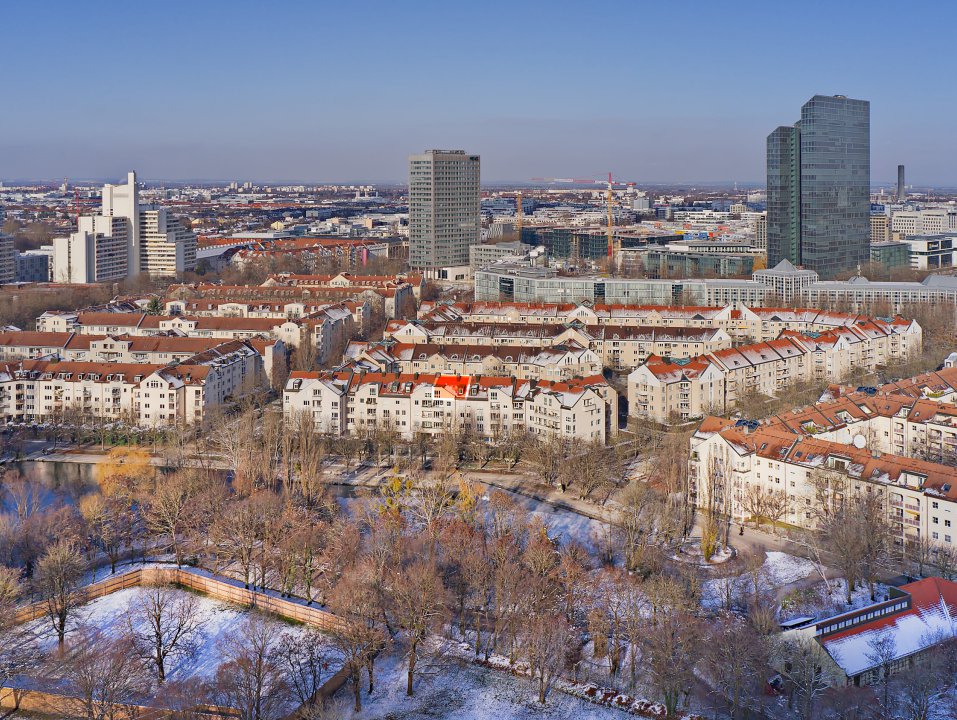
3, 1, 957, 185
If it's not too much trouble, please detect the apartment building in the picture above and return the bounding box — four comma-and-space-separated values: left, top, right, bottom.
343, 340, 602, 382
0, 331, 286, 380
283, 370, 616, 442
56, 306, 352, 362
627, 357, 727, 423
262, 272, 417, 318
0, 339, 264, 427
870, 213, 891, 244
689, 370, 957, 552
626, 319, 922, 422
385, 319, 732, 371
52, 172, 196, 283
139, 207, 197, 276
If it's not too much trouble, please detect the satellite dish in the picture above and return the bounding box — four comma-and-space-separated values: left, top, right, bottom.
852, 435, 866, 449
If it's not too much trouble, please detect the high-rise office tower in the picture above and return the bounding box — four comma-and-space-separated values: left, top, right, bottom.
767, 95, 870, 279
53, 172, 196, 283
409, 150, 481, 271
0, 233, 15, 285
897, 164, 906, 203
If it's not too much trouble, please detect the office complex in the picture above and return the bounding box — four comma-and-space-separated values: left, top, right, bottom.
408, 150, 480, 271
52, 172, 197, 283
767, 95, 870, 278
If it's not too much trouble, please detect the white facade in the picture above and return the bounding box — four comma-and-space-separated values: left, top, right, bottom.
284, 371, 616, 442
52, 172, 196, 283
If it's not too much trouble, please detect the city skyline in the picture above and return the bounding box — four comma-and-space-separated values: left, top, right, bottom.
3, 1, 957, 184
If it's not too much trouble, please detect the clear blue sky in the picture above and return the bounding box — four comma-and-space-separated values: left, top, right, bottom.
2, 0, 955, 185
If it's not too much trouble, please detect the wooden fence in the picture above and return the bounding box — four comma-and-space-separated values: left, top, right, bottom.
7, 564, 345, 719
15, 564, 342, 631
0, 687, 239, 720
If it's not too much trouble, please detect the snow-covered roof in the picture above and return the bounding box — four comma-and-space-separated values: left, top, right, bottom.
820, 578, 957, 677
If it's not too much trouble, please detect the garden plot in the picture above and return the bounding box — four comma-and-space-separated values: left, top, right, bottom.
29, 586, 340, 683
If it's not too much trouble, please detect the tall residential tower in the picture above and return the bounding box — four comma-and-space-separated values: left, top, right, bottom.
767, 95, 870, 279
53, 172, 196, 283
408, 150, 481, 272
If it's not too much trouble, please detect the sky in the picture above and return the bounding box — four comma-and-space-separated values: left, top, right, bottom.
2, 0, 956, 186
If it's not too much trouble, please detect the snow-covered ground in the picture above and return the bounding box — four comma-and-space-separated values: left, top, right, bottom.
28, 586, 339, 683
761, 551, 818, 587
334, 649, 637, 720
701, 551, 818, 610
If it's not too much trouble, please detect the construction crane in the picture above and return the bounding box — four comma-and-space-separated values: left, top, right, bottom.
515, 190, 523, 240
605, 173, 636, 258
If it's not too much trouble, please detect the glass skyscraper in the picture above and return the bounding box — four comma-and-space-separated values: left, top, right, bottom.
767, 95, 870, 279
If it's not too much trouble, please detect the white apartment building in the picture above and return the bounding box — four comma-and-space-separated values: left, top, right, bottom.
627, 319, 922, 423
409, 150, 481, 271
0, 340, 264, 427
0, 331, 286, 381
689, 373, 957, 551
284, 371, 616, 442
139, 207, 197, 276
385, 319, 733, 372
52, 172, 196, 283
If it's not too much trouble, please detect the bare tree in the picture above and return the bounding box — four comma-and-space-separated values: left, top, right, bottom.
409, 476, 454, 558
143, 472, 199, 568
0, 565, 41, 700
328, 567, 385, 712
519, 613, 573, 704
2, 472, 43, 523
60, 627, 151, 720
701, 619, 768, 719
271, 629, 330, 706
126, 587, 204, 683
893, 644, 953, 720
640, 611, 699, 719
34, 539, 84, 649
211, 617, 289, 720
865, 629, 896, 712
388, 558, 449, 696
776, 635, 840, 720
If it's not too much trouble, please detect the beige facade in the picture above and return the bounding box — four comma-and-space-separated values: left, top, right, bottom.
346, 340, 602, 382
386, 320, 733, 372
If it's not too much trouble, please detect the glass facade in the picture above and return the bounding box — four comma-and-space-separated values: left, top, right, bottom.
767, 125, 801, 268
767, 96, 870, 279
800, 96, 870, 279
